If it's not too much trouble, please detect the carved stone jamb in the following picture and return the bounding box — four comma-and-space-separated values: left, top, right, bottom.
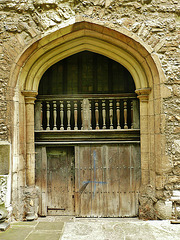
135, 88, 157, 220
135, 88, 151, 184
22, 90, 38, 187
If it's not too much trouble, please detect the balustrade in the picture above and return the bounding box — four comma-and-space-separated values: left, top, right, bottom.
35, 95, 139, 131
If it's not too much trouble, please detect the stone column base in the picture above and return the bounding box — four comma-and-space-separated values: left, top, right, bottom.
23, 186, 40, 221
139, 185, 157, 220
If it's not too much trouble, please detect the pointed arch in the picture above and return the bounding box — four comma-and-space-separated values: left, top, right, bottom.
11, 21, 162, 93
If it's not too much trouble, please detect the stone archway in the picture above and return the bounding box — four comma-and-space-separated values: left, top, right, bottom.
11, 21, 163, 219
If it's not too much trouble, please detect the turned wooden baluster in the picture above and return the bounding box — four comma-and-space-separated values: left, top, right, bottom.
116, 100, 121, 129
74, 101, 78, 130
60, 101, 64, 130
53, 101, 57, 130
81, 100, 83, 130
102, 100, 106, 129
89, 100, 92, 130
41, 101, 43, 130
131, 100, 134, 129
95, 101, 99, 130
67, 101, 71, 130
46, 101, 50, 130
109, 100, 113, 129
124, 100, 128, 129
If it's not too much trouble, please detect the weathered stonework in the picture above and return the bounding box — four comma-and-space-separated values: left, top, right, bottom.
23, 186, 39, 221
0, 176, 7, 204
0, 0, 179, 220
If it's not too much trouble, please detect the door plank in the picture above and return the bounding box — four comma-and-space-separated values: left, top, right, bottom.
101, 145, 108, 217
108, 145, 120, 217
35, 146, 43, 215
91, 146, 104, 217
119, 145, 131, 217
74, 143, 141, 217
132, 144, 141, 215
75, 146, 80, 216
79, 145, 92, 217
41, 147, 47, 216
47, 147, 75, 215
67, 148, 75, 214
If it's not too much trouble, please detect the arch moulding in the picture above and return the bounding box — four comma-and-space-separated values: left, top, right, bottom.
12, 21, 162, 92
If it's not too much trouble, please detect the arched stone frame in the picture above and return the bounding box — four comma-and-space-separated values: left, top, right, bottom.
10, 21, 166, 217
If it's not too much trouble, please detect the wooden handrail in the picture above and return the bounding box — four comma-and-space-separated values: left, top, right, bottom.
36, 93, 137, 101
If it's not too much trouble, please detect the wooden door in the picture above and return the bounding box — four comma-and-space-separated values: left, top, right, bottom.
75, 144, 141, 217
46, 147, 75, 215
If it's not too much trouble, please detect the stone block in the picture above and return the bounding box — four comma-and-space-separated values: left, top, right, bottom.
148, 115, 155, 133
141, 134, 149, 153
141, 170, 150, 185
174, 140, 180, 154
154, 84, 160, 100
35, 222, 64, 231
172, 165, 180, 175
141, 152, 149, 170
154, 99, 161, 115
154, 134, 161, 153
150, 170, 156, 186
173, 190, 180, 197
148, 100, 154, 116
150, 134, 155, 154
160, 85, 172, 99
155, 115, 161, 134
160, 135, 167, 153
26, 232, 62, 240
156, 175, 165, 190
162, 155, 172, 173
156, 189, 164, 199
154, 200, 172, 219
160, 114, 166, 134
150, 152, 155, 170
168, 176, 180, 183
0, 143, 10, 175
0, 225, 32, 239
174, 126, 180, 134
140, 116, 148, 133
155, 154, 163, 175
139, 103, 148, 116
156, 154, 172, 175
0, 222, 10, 231
139, 184, 157, 220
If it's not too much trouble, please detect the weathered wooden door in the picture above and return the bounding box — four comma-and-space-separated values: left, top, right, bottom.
75, 144, 141, 217
46, 147, 75, 215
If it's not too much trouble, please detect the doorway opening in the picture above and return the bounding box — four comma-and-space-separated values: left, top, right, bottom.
35, 51, 141, 217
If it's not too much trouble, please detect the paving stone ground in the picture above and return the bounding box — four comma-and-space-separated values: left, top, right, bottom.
0, 217, 180, 240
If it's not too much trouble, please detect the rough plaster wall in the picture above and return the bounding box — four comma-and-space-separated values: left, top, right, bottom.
0, 0, 179, 219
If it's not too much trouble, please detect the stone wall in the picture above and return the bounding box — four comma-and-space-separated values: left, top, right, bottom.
0, 0, 179, 219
